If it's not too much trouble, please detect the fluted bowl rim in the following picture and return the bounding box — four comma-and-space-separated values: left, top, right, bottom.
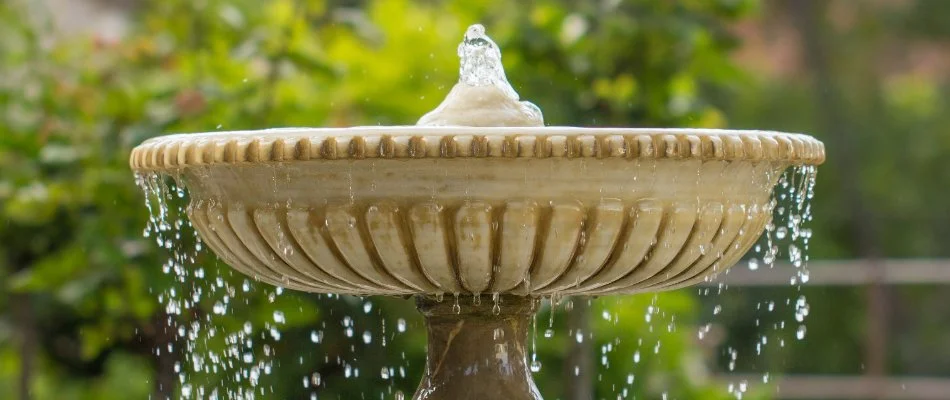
129, 126, 825, 172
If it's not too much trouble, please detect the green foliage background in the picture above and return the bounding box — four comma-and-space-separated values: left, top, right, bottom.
2, 0, 948, 399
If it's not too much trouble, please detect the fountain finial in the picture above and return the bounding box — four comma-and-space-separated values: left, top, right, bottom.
418, 24, 543, 127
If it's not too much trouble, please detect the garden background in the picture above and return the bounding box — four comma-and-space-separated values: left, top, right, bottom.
2, 0, 949, 399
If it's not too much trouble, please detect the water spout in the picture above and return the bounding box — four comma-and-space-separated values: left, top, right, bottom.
418, 24, 543, 127
458, 24, 518, 100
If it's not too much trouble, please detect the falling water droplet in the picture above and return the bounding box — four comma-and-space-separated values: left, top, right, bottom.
796, 325, 807, 340
747, 258, 760, 271
397, 318, 407, 333
530, 359, 542, 372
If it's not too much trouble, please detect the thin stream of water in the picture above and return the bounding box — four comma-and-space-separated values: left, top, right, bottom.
138, 170, 429, 400
523, 164, 818, 400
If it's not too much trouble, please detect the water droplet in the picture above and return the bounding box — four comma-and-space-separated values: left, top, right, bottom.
776, 226, 788, 239
796, 325, 807, 340
747, 258, 759, 271
530, 359, 542, 372
397, 318, 407, 333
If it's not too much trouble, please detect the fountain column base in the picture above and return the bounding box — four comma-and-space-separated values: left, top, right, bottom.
413, 295, 543, 400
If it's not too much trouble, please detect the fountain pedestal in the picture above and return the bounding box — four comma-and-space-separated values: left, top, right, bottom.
414, 295, 541, 400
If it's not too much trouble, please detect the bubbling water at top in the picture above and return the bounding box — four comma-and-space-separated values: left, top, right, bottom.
457, 24, 518, 99
417, 24, 544, 127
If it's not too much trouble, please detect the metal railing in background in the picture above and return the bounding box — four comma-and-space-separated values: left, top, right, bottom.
719, 374, 950, 400
711, 259, 950, 286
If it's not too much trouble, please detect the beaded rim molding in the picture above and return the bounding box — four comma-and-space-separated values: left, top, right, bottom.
129, 127, 825, 171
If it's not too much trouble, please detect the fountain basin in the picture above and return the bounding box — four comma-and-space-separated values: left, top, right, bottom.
131, 126, 823, 297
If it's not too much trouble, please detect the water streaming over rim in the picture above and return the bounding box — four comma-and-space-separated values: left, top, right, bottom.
697, 164, 818, 399
136, 173, 423, 399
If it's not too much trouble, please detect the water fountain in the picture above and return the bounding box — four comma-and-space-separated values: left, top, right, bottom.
130, 25, 824, 399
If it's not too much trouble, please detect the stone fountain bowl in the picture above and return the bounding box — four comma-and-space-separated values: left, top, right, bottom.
130, 126, 824, 298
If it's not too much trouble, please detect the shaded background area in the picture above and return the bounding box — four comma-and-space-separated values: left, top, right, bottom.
1, 0, 948, 399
